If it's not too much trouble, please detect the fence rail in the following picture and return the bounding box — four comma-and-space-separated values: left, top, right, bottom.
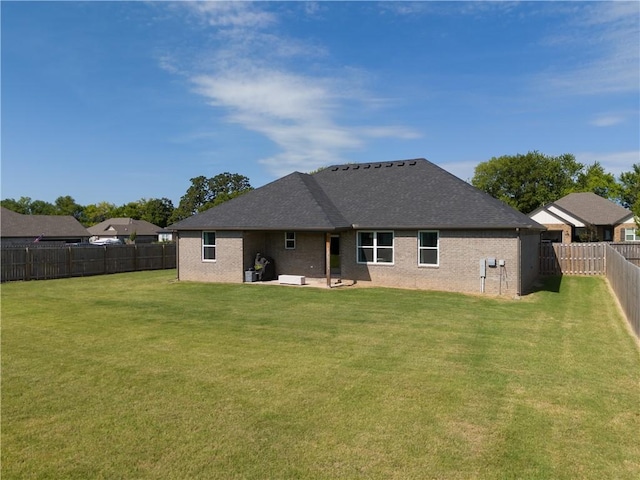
1, 243, 176, 282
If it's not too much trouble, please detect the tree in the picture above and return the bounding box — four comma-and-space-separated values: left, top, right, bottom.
83, 202, 118, 226
572, 162, 619, 200
54, 195, 85, 220
171, 173, 252, 222
140, 198, 174, 228
116, 201, 144, 220
633, 198, 640, 231
1, 197, 30, 214
618, 163, 640, 209
471, 151, 583, 213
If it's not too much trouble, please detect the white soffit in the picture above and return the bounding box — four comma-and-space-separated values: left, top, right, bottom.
547, 206, 585, 227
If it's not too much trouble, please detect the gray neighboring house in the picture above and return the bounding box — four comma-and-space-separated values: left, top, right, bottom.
529, 192, 637, 243
88, 218, 162, 244
1, 207, 90, 245
170, 158, 545, 296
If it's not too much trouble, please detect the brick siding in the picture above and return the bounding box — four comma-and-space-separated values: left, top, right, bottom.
178, 228, 538, 296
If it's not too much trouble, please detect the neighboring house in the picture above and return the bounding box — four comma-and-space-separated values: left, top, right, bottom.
170, 159, 545, 296
87, 218, 162, 244
529, 192, 637, 243
0, 207, 90, 245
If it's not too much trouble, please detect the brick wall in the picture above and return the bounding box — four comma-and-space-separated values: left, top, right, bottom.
262, 231, 327, 278
615, 222, 639, 242
177, 228, 538, 296
340, 229, 523, 295
177, 230, 244, 283
520, 229, 541, 293
541, 223, 572, 243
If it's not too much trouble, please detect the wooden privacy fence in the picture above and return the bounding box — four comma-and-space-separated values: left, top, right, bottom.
540, 243, 606, 275
1, 243, 176, 282
606, 245, 640, 338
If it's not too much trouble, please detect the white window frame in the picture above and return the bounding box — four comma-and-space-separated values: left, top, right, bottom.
285, 232, 296, 250
202, 231, 216, 262
357, 231, 394, 265
624, 228, 639, 242
418, 230, 439, 267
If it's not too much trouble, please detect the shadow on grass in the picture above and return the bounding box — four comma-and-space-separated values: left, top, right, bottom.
530, 275, 563, 294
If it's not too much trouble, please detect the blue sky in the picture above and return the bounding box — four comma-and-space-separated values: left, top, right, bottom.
2, 1, 639, 207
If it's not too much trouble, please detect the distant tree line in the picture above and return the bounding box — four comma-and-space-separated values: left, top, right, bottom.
1, 172, 253, 228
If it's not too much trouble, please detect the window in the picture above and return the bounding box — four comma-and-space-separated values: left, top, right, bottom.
418, 231, 439, 266
357, 231, 394, 264
285, 232, 296, 249
202, 231, 216, 261
625, 228, 639, 242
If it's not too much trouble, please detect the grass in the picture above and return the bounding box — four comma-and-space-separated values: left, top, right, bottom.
2, 270, 639, 479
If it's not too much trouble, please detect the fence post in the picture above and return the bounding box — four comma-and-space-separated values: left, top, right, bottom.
67, 246, 73, 278
25, 247, 31, 281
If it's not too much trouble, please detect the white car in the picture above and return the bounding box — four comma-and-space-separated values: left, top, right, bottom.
89, 238, 123, 246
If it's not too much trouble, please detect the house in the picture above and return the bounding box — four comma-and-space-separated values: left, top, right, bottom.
0, 207, 90, 245
87, 218, 162, 244
528, 192, 637, 243
170, 159, 545, 296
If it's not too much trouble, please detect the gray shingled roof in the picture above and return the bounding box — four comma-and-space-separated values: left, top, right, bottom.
171, 158, 544, 231
551, 192, 632, 226
87, 218, 162, 236
1, 207, 90, 238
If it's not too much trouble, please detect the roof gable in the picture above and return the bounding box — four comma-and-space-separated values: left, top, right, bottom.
171, 159, 544, 231
540, 192, 631, 226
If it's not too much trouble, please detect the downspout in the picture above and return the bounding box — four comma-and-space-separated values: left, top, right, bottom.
175, 231, 180, 281
516, 228, 521, 297
325, 232, 332, 288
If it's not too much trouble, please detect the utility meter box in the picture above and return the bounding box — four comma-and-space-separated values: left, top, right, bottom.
487, 257, 497, 268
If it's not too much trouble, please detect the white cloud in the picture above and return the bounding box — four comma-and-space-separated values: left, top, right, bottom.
589, 114, 625, 127
536, 2, 639, 95
169, 2, 420, 177
184, 2, 276, 28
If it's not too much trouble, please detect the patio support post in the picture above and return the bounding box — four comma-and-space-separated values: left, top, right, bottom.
325, 232, 331, 288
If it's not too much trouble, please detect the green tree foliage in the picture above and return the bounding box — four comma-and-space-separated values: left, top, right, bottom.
54, 195, 85, 220
171, 173, 252, 223
1, 197, 31, 214
617, 163, 639, 210
140, 198, 174, 228
116, 201, 144, 220
632, 198, 640, 231
573, 162, 619, 200
472, 151, 583, 213
1, 197, 57, 215
83, 202, 118, 226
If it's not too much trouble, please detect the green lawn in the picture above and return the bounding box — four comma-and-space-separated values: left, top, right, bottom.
2, 271, 639, 479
